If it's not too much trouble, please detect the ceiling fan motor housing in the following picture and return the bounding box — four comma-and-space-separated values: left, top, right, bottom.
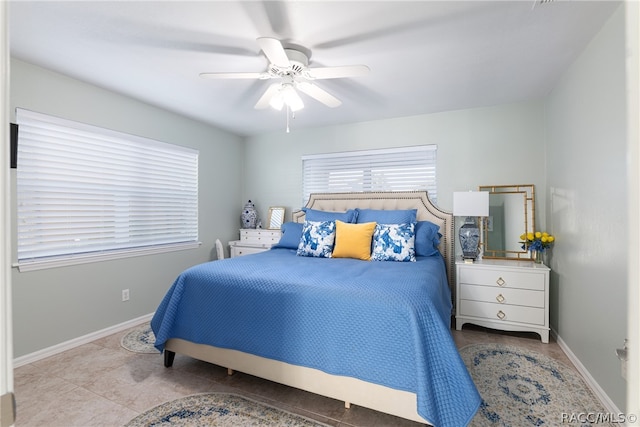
284, 49, 309, 74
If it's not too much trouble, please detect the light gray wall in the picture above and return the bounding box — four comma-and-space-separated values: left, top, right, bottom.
10, 59, 244, 357
244, 101, 547, 221
545, 6, 627, 409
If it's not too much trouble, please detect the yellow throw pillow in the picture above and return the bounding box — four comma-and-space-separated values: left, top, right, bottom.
332, 220, 377, 261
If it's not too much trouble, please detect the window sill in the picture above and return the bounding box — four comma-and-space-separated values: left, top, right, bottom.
14, 241, 202, 272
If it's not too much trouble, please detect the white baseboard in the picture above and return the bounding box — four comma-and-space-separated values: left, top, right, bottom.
551, 328, 622, 416
13, 313, 154, 368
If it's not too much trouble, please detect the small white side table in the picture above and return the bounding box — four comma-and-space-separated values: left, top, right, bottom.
229, 228, 281, 258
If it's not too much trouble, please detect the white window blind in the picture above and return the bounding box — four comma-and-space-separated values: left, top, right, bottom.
302, 145, 437, 204
16, 108, 199, 269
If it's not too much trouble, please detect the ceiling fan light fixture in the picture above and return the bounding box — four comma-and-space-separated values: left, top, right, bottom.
269, 84, 304, 112
269, 92, 285, 111
282, 85, 304, 112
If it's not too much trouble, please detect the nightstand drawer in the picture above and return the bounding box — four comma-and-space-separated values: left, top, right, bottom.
230, 244, 269, 257
459, 284, 544, 308
240, 229, 281, 245
459, 300, 545, 325
458, 268, 544, 291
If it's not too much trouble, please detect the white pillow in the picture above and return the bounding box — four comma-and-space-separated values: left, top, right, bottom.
296, 220, 336, 258
371, 223, 416, 262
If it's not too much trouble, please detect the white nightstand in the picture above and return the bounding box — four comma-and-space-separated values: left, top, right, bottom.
456, 259, 550, 343
229, 228, 282, 258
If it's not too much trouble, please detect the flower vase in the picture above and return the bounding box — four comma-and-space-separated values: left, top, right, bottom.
532, 250, 544, 264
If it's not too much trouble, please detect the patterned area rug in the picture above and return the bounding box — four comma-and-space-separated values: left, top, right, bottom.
125, 392, 330, 426
460, 344, 614, 427
120, 322, 161, 354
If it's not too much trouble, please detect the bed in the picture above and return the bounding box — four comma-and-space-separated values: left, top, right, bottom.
151, 191, 480, 426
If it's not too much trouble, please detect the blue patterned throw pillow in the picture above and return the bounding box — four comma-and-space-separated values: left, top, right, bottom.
296, 220, 336, 258
371, 223, 416, 262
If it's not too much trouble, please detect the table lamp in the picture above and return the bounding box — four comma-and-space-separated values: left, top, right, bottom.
453, 191, 490, 261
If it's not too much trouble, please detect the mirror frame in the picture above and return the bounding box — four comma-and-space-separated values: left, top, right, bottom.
478, 184, 535, 260
266, 206, 286, 230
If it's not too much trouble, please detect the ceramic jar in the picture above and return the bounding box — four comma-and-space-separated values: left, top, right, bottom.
241, 200, 259, 229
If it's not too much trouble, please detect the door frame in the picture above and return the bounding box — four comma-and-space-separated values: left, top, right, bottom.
0, 1, 15, 426
627, 1, 640, 423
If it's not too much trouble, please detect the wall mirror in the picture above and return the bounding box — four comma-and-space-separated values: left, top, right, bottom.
266, 206, 286, 229
478, 185, 535, 260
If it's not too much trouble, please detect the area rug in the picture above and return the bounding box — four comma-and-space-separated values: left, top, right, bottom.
125, 392, 330, 426
460, 344, 614, 427
120, 322, 161, 354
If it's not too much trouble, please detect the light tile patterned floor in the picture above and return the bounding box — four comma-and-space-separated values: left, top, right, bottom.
13, 324, 577, 427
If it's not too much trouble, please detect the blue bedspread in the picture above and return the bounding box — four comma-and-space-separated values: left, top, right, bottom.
151, 248, 480, 426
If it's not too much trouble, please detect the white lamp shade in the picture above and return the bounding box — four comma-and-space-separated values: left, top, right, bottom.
453, 191, 489, 217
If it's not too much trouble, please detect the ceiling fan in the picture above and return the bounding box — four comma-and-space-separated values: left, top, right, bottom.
199, 37, 370, 112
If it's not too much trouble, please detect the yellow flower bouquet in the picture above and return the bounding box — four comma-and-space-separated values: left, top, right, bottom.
520, 231, 555, 252
520, 231, 555, 263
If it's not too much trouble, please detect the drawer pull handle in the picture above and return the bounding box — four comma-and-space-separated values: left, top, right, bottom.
496, 277, 506, 286
496, 310, 506, 320
496, 294, 505, 303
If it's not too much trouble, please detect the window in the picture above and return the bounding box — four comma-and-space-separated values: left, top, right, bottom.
15, 108, 199, 271
302, 145, 437, 204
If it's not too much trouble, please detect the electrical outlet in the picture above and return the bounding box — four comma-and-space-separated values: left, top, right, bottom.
122, 289, 130, 302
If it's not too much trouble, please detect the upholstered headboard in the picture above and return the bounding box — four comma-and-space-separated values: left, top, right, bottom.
292, 191, 455, 291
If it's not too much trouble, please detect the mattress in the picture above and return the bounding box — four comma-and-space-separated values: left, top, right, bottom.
151, 248, 480, 426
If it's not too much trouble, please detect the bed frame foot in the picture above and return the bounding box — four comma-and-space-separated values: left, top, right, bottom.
344, 402, 351, 409
164, 350, 175, 367
227, 368, 234, 376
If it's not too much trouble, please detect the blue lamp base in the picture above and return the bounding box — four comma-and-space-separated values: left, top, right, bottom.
459, 217, 480, 261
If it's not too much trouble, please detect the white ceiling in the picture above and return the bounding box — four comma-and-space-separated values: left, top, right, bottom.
9, 1, 620, 137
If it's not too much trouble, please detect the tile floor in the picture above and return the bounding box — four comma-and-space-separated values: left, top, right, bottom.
13, 324, 578, 427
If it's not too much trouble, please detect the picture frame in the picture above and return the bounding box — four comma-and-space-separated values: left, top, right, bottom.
266, 206, 286, 229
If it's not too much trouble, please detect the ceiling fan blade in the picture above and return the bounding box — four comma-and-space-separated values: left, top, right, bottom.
240, 2, 292, 42
257, 37, 290, 68
296, 82, 342, 108
306, 65, 370, 80
254, 83, 282, 109
200, 72, 270, 80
